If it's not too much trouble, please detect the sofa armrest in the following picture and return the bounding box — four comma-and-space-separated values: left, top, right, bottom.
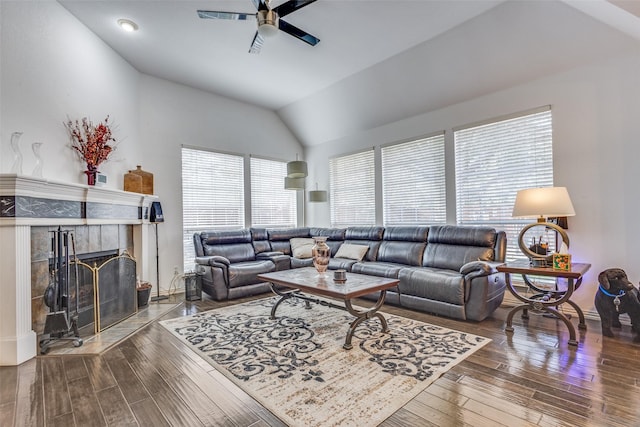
256, 251, 284, 260
460, 260, 499, 278
257, 251, 291, 271
195, 255, 230, 267
195, 256, 231, 287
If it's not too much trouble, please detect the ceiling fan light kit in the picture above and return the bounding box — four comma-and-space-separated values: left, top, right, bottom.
197, 0, 320, 54
257, 10, 279, 37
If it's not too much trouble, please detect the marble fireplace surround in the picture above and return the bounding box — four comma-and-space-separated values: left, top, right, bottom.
0, 175, 157, 366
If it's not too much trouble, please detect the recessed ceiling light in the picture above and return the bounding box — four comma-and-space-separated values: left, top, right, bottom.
117, 19, 139, 32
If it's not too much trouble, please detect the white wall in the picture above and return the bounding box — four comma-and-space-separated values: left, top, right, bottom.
306, 50, 640, 312
138, 74, 303, 289
0, 1, 304, 296
0, 0, 141, 183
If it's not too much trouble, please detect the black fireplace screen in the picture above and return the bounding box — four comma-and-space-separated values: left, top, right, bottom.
70, 252, 137, 333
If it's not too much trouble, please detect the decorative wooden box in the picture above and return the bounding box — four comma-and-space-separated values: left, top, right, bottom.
128, 165, 153, 195
552, 254, 571, 271
124, 170, 142, 193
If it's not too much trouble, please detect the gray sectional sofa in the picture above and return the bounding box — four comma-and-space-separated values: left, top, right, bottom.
193, 225, 507, 321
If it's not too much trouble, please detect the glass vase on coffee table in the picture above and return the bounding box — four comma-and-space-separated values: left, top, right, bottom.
312, 236, 330, 274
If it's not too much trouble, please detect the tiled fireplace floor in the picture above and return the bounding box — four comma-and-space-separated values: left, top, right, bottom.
40, 300, 181, 356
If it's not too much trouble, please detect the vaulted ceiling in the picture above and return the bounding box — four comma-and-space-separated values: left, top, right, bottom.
59, 0, 640, 146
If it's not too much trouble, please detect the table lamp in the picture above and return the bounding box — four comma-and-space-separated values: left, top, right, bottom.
512, 187, 575, 266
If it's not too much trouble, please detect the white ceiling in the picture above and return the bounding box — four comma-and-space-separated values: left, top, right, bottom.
58, 0, 506, 110
58, 0, 640, 146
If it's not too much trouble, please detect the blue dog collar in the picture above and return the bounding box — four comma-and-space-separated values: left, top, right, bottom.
598, 285, 626, 298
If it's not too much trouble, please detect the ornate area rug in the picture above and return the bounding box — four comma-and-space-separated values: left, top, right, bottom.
160, 297, 490, 427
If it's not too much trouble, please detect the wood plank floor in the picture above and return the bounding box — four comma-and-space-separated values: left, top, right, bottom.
2, 294, 640, 426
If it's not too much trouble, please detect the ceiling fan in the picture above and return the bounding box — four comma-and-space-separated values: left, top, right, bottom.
197, 0, 320, 54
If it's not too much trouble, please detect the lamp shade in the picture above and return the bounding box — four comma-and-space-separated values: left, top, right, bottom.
286, 160, 308, 178
284, 176, 305, 190
309, 190, 327, 202
512, 187, 575, 219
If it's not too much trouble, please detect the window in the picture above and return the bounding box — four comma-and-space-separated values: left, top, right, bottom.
454, 107, 553, 262
181, 147, 244, 270
250, 157, 297, 228
329, 150, 375, 227
381, 134, 446, 225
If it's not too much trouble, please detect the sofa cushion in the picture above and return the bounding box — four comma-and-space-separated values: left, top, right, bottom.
423, 225, 497, 270
398, 267, 465, 305
291, 257, 314, 268
328, 258, 358, 270
197, 230, 256, 263
377, 241, 426, 266
268, 228, 310, 254
335, 243, 369, 261
383, 226, 429, 242
250, 228, 271, 254
345, 226, 384, 241
290, 237, 315, 259
351, 262, 405, 279
206, 243, 256, 264
309, 227, 346, 241
374, 226, 429, 266
227, 260, 275, 288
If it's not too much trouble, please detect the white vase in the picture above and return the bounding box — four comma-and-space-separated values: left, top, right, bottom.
31, 142, 43, 177
10, 132, 24, 174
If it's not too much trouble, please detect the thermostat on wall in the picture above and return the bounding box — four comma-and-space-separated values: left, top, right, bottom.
95, 173, 107, 187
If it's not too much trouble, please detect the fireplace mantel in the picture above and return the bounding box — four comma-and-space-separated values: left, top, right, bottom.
1, 174, 156, 225
0, 174, 157, 365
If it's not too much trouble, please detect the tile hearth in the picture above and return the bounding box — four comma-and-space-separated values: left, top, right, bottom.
42, 301, 181, 356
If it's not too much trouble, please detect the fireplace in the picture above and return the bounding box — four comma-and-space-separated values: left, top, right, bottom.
0, 175, 157, 366
71, 249, 132, 331
73, 251, 117, 330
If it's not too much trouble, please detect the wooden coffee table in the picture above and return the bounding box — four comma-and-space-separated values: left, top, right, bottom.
258, 267, 399, 350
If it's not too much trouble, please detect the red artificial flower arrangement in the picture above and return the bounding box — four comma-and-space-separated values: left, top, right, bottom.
65, 116, 117, 170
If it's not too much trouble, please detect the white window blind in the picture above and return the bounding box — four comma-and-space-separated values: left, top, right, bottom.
250, 157, 297, 228
382, 134, 446, 225
329, 150, 375, 227
181, 147, 245, 270
454, 108, 553, 262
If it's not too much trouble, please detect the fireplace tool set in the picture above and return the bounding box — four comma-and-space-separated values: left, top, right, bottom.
39, 227, 83, 354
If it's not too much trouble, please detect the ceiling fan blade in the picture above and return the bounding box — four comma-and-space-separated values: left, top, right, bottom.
273, 0, 318, 18
278, 20, 320, 46
249, 32, 265, 54
252, 0, 270, 11
197, 10, 254, 20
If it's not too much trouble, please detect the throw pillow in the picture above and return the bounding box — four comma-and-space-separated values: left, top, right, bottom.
290, 238, 315, 259
335, 243, 369, 261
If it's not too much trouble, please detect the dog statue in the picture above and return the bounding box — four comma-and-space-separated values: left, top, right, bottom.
595, 268, 640, 341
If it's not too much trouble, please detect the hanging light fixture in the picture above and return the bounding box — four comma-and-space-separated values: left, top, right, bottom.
284, 176, 305, 190
309, 182, 327, 202
287, 154, 308, 178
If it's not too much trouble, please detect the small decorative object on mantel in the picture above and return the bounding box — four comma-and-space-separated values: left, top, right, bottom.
31, 142, 44, 177
129, 165, 153, 194
65, 115, 117, 185
124, 169, 143, 193
10, 131, 24, 174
